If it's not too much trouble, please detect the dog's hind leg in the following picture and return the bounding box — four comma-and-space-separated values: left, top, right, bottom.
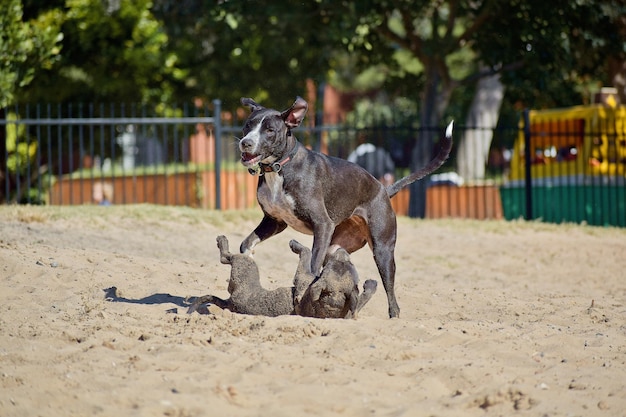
368, 208, 400, 318
289, 240, 313, 274
374, 249, 399, 318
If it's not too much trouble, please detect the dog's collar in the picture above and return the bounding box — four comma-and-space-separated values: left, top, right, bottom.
251, 141, 300, 175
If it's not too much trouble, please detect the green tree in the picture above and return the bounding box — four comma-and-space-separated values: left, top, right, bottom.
0, 0, 62, 108
1, 0, 63, 203
152, 1, 338, 110
19, 0, 186, 105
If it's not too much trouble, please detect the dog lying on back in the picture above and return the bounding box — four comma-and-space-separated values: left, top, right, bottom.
289, 240, 377, 319
187, 235, 376, 318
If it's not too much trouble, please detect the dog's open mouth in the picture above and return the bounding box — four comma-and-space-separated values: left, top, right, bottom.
241, 152, 262, 167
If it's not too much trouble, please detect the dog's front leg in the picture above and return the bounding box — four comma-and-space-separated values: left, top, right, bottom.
310, 222, 334, 275
186, 295, 232, 314
240, 214, 288, 255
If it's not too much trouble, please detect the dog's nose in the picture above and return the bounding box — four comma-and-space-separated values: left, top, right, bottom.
240, 137, 254, 151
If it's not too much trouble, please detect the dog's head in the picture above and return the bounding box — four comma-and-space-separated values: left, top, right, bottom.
321, 248, 359, 288
238, 97, 308, 169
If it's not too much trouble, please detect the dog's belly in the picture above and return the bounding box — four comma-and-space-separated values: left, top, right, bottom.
259, 175, 313, 235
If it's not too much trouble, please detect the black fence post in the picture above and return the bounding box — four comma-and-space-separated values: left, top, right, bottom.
213, 99, 222, 210
523, 109, 533, 221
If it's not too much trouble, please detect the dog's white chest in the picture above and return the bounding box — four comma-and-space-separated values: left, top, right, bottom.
258, 174, 312, 235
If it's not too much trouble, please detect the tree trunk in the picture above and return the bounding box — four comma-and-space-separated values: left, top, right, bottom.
408, 62, 452, 218
456, 70, 504, 181
608, 57, 626, 104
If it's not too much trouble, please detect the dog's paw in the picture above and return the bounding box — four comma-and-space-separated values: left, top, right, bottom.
289, 239, 305, 254
362, 279, 378, 294
216, 235, 229, 250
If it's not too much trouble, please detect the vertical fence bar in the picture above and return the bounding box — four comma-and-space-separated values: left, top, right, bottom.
183, 103, 190, 206
78, 103, 84, 203
173, 105, 180, 206
141, 105, 147, 204
35, 104, 42, 203
129, 103, 135, 204
553, 119, 560, 222
109, 103, 116, 201
523, 109, 533, 221
590, 121, 599, 225
68, 103, 74, 204
24, 105, 32, 204
14, 105, 22, 203
2, 107, 7, 202
615, 115, 626, 227
46, 104, 52, 201
598, 117, 605, 225
163, 120, 169, 205
56, 104, 62, 204
89, 103, 95, 203
213, 99, 222, 210
608, 116, 616, 226
99, 103, 105, 201
120, 103, 127, 205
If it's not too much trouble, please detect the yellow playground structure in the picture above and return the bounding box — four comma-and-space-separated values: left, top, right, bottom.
501, 104, 626, 226
509, 104, 626, 184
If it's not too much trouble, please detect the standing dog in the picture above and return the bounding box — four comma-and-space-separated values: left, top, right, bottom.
238, 96, 453, 318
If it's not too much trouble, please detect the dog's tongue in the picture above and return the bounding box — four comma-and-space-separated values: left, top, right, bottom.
241, 152, 257, 162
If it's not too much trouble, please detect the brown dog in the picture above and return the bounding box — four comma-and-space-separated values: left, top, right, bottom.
238, 97, 453, 318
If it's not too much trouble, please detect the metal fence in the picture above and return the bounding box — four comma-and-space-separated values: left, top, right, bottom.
1, 101, 231, 207
1, 103, 625, 226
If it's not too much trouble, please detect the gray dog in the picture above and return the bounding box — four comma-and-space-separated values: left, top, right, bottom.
289, 239, 377, 319
237, 96, 453, 318
187, 236, 376, 318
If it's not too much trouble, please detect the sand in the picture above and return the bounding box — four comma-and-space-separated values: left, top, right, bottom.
1, 204, 625, 417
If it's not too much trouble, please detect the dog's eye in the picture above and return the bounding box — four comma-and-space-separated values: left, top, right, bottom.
265, 128, 275, 135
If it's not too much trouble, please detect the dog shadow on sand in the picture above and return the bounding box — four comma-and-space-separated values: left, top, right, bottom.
103, 286, 190, 313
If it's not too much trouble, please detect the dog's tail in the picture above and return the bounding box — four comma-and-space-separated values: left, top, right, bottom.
386, 121, 454, 199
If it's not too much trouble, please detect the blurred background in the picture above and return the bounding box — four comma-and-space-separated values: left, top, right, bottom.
1, 0, 625, 225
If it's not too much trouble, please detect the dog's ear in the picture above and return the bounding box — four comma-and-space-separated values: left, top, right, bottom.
241, 97, 263, 112
281, 96, 308, 128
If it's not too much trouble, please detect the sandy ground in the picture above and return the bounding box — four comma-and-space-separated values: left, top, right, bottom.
1, 204, 625, 417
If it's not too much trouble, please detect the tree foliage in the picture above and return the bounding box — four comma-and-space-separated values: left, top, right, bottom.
475, 0, 626, 108
8, 0, 625, 111
325, 0, 624, 115
151, 0, 339, 109
0, 0, 63, 108
18, 0, 187, 105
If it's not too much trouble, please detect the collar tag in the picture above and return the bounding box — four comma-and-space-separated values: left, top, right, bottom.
248, 142, 299, 176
